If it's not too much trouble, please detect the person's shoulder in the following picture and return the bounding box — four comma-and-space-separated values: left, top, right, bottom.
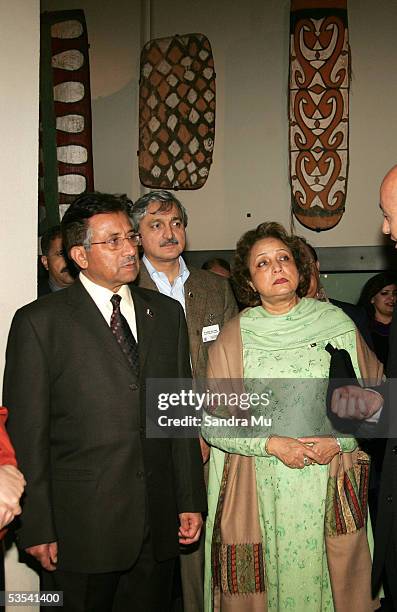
130, 284, 183, 312
188, 267, 232, 292
308, 298, 355, 327
14, 283, 74, 319
215, 309, 244, 341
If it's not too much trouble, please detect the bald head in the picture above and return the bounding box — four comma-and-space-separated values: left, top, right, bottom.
380, 164, 397, 245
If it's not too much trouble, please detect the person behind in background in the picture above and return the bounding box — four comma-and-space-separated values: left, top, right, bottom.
202, 222, 380, 611
298, 236, 374, 350
4, 192, 206, 612
132, 190, 238, 612
38, 225, 75, 296
358, 272, 397, 368
201, 257, 231, 278
356, 272, 397, 568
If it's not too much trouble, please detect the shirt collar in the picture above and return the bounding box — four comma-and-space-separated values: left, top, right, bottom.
79, 272, 133, 307
142, 254, 189, 284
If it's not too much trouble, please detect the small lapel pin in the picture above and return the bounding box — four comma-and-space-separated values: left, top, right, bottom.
146, 308, 154, 317
188, 291, 193, 298
208, 313, 215, 324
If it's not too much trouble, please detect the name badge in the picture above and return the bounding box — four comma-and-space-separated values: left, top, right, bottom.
202, 324, 220, 343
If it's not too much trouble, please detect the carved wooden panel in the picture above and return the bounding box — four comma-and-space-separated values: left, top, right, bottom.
40, 10, 94, 227
289, 0, 349, 231
139, 33, 215, 190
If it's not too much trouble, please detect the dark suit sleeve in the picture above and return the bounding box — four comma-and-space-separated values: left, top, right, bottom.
171, 305, 207, 514
2, 309, 57, 549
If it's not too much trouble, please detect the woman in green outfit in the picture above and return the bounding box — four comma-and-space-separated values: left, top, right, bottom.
202, 222, 381, 612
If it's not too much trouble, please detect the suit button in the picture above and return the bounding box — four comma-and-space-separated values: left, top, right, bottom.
392, 446, 397, 454
136, 471, 145, 479
129, 383, 138, 391
387, 495, 393, 503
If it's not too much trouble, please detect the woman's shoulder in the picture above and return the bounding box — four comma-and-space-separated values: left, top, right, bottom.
303, 298, 356, 335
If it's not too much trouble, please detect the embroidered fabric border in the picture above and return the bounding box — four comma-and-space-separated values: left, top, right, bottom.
325, 454, 370, 537
211, 454, 266, 597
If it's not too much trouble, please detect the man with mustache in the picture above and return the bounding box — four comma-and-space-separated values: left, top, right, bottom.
131, 190, 238, 612
39, 225, 75, 296
3, 192, 206, 611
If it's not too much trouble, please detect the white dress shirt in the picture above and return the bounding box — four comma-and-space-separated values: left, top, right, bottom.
142, 255, 190, 312
79, 272, 138, 341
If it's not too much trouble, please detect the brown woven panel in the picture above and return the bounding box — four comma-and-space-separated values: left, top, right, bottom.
289, 0, 349, 231
139, 33, 215, 190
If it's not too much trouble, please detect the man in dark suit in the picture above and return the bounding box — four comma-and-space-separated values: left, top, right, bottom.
330, 165, 397, 609
3, 192, 206, 612
131, 190, 238, 612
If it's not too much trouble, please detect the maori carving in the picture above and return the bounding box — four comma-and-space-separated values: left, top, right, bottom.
289, 0, 349, 230
139, 33, 215, 190
40, 10, 94, 228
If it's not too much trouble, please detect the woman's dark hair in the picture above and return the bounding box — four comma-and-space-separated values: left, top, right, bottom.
231, 222, 312, 306
357, 272, 397, 319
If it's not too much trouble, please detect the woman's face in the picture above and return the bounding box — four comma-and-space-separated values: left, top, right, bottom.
371, 284, 397, 320
248, 237, 300, 304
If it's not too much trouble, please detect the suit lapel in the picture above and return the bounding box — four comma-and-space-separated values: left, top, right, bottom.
129, 286, 155, 371
185, 270, 208, 369
137, 262, 158, 292
66, 280, 135, 377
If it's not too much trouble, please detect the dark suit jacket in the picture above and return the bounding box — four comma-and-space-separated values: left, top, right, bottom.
3, 280, 206, 573
137, 264, 238, 378
372, 306, 397, 592
37, 276, 51, 297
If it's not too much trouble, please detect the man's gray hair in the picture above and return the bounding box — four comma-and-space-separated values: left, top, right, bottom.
131, 190, 188, 231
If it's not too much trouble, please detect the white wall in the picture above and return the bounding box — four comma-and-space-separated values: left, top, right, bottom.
0, 0, 41, 607
150, 0, 397, 249
0, 0, 40, 351
40, 0, 397, 250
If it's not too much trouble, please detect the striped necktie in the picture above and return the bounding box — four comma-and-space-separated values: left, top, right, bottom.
110, 294, 139, 377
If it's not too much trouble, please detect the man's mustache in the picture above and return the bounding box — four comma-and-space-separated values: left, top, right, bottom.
160, 238, 179, 247
122, 255, 137, 264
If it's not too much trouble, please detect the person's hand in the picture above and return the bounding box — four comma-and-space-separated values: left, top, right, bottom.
266, 436, 321, 468
199, 436, 210, 464
178, 512, 203, 545
0, 465, 25, 529
25, 542, 58, 571
298, 437, 340, 465
331, 386, 383, 420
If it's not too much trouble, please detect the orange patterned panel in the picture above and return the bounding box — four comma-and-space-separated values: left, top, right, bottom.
289, 0, 349, 231
139, 33, 215, 190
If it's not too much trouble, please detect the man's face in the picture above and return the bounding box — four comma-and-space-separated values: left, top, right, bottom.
138, 202, 186, 266
41, 235, 74, 288
71, 211, 139, 292
380, 179, 397, 245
